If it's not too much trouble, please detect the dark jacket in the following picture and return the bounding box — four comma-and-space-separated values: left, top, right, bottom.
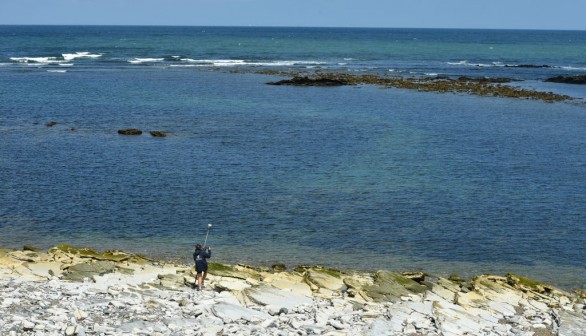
193, 247, 211, 266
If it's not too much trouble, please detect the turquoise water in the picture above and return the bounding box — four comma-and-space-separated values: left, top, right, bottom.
0, 26, 585, 289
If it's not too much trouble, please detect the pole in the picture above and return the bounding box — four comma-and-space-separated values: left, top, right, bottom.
203, 223, 212, 248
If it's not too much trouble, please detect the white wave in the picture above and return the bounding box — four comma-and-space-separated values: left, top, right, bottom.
59, 63, 74, 67
62, 52, 101, 61
447, 60, 498, 67
47, 70, 67, 73
11, 57, 64, 64
129, 58, 165, 64
425, 73, 439, 76
169, 64, 198, 67
179, 58, 324, 67
447, 60, 469, 65
560, 66, 586, 71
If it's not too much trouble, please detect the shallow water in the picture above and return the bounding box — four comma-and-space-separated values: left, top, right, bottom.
1, 27, 585, 289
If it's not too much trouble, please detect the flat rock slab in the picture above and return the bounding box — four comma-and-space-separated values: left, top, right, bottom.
244, 285, 313, 310
211, 302, 270, 323
62, 261, 116, 281
558, 310, 586, 336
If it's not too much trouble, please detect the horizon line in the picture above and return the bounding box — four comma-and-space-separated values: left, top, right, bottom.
1, 23, 584, 32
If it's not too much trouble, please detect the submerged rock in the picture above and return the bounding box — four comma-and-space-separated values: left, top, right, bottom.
117, 128, 142, 135
149, 131, 167, 137
545, 75, 586, 84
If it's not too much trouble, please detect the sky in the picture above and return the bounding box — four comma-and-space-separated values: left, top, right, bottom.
0, 0, 585, 30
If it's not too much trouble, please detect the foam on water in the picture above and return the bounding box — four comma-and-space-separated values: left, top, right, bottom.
179, 58, 324, 67
560, 66, 586, 71
128, 58, 165, 64
62, 52, 101, 61
10, 57, 65, 64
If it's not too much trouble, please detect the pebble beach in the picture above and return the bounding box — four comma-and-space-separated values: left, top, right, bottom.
1, 245, 585, 336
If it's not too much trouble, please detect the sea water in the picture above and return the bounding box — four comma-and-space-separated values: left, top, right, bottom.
0, 26, 585, 289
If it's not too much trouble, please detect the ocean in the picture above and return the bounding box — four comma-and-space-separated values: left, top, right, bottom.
0, 26, 585, 289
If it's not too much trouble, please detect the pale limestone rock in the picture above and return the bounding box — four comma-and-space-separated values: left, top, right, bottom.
432, 300, 488, 335
22, 320, 35, 330
364, 318, 395, 336
455, 290, 485, 308
214, 277, 251, 292
265, 272, 313, 296
211, 302, 271, 323
7, 250, 43, 262
25, 261, 63, 278
73, 310, 88, 321
558, 310, 586, 336
244, 285, 313, 310
528, 299, 550, 312
305, 268, 345, 291
361, 271, 427, 303
65, 325, 76, 336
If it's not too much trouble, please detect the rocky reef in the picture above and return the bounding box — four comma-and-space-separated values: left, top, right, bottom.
545, 75, 586, 85
1, 245, 585, 335
260, 71, 575, 102
267, 76, 348, 86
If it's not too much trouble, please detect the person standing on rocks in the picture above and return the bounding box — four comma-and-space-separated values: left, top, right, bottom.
193, 244, 211, 291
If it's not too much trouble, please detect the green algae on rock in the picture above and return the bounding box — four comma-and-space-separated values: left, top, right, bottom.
49, 244, 149, 263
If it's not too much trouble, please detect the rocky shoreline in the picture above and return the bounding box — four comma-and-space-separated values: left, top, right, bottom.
1, 245, 585, 336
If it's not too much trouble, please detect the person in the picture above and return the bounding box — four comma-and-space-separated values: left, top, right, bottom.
193, 243, 211, 291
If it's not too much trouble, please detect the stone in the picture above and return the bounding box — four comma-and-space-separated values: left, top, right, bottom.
23, 245, 40, 252
244, 285, 313, 310
271, 263, 287, 272
558, 310, 586, 336
362, 271, 427, 303
62, 260, 116, 281
214, 277, 251, 292
73, 310, 88, 320
117, 128, 142, 135
22, 321, 35, 330
65, 326, 76, 335
149, 131, 167, 137
364, 318, 395, 336
305, 267, 345, 291
207, 263, 261, 280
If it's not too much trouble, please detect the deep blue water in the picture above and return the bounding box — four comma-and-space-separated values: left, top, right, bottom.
0, 26, 585, 289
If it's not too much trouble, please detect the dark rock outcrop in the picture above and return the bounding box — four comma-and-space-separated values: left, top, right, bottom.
118, 128, 143, 135
267, 76, 348, 86
150, 131, 167, 137
545, 75, 586, 84
45, 121, 57, 127
506, 64, 551, 68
